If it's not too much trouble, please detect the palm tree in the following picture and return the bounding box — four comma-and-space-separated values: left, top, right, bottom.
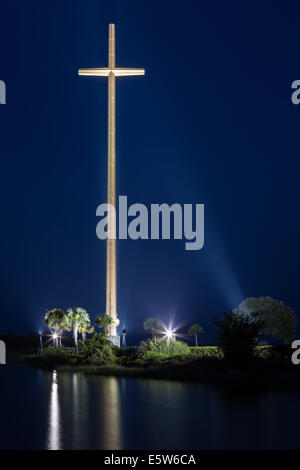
65, 307, 91, 353
44, 309, 65, 347
95, 314, 120, 336
188, 324, 204, 346
78, 321, 95, 343
143, 317, 163, 337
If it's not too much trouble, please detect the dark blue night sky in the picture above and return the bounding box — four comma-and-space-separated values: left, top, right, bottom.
0, 0, 299, 341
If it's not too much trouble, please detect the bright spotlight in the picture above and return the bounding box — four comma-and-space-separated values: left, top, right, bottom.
165, 329, 174, 339
52, 333, 58, 340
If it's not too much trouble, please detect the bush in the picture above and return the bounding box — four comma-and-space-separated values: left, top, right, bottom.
168, 340, 190, 356
256, 345, 272, 359
189, 346, 222, 359
41, 346, 75, 366
114, 348, 138, 366
138, 337, 190, 358
213, 311, 262, 365
78, 333, 115, 365
90, 344, 116, 366
140, 351, 170, 365
256, 344, 291, 361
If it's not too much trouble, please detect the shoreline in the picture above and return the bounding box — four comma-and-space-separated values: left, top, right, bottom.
19, 355, 300, 394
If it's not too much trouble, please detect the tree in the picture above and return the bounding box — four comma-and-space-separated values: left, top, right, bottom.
143, 317, 163, 337
78, 321, 95, 343
187, 324, 204, 346
235, 296, 297, 344
95, 314, 120, 336
212, 311, 262, 365
65, 307, 91, 353
44, 309, 66, 347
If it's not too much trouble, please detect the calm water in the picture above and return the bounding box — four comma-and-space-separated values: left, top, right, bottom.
0, 364, 300, 450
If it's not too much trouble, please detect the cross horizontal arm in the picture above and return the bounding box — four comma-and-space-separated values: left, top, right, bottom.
78, 67, 145, 77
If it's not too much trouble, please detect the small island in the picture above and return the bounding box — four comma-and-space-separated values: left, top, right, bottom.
4, 296, 299, 393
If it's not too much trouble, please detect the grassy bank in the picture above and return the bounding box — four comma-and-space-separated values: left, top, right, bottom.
22, 344, 300, 392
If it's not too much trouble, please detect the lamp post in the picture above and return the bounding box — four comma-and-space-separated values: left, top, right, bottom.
121, 328, 127, 348
39, 332, 43, 356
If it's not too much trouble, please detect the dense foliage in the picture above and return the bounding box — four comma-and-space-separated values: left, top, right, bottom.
189, 346, 221, 359
95, 314, 120, 336
235, 296, 297, 344
138, 337, 190, 359
41, 346, 76, 367
78, 333, 115, 366
213, 311, 262, 365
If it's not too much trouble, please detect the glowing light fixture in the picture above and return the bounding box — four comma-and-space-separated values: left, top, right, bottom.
51, 332, 59, 347
165, 329, 174, 340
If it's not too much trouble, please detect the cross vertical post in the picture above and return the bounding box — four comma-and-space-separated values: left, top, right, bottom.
79, 24, 145, 340
107, 24, 117, 335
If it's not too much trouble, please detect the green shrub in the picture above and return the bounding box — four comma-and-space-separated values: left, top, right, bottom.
79, 333, 115, 365
138, 337, 190, 358
256, 344, 290, 360
115, 348, 139, 366
168, 340, 190, 356
256, 345, 272, 359
41, 346, 75, 366
90, 344, 116, 366
213, 311, 262, 365
141, 350, 169, 362
189, 346, 222, 359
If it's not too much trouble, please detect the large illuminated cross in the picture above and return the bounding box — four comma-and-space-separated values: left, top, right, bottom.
79, 24, 145, 340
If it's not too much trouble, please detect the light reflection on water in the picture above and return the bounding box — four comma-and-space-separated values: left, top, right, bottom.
46, 370, 122, 450
47, 370, 61, 450
1, 365, 300, 449
100, 376, 122, 450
